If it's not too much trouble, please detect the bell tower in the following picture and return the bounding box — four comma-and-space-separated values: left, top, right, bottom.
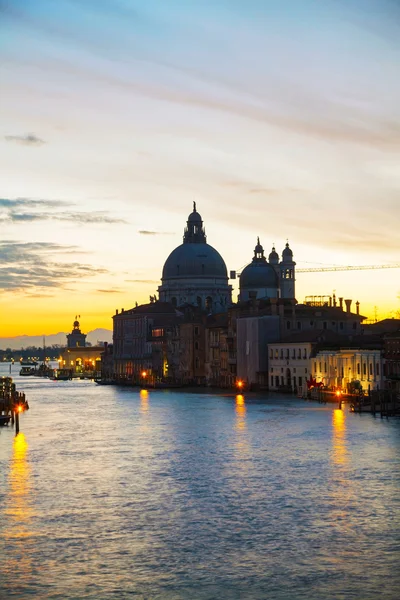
279, 242, 296, 299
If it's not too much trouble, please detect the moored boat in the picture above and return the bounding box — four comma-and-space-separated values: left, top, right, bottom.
19, 366, 37, 376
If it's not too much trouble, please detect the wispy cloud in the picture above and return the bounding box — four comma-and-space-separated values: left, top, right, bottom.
96, 288, 122, 293
138, 230, 173, 235
0, 198, 128, 224
0, 241, 108, 292
4, 134, 45, 146
126, 279, 159, 284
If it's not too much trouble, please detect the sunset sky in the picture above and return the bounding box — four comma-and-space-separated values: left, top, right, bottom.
1, 0, 399, 337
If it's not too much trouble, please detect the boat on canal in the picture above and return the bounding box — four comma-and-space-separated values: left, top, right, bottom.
19, 366, 37, 376
52, 369, 73, 381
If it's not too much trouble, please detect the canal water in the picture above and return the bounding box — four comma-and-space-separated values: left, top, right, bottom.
1, 364, 399, 599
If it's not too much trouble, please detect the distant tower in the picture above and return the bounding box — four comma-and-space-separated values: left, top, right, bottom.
66, 316, 86, 348
279, 242, 296, 299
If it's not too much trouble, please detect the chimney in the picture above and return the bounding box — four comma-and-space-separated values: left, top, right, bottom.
339, 297, 343, 310
356, 301, 360, 315
116, 309, 119, 315
121, 308, 124, 313
333, 293, 337, 307
345, 299, 352, 314
329, 297, 332, 307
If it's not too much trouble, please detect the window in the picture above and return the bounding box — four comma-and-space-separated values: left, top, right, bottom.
298, 348, 301, 359
292, 349, 296, 359
369, 363, 373, 375
280, 350, 283, 359
363, 363, 366, 375
377, 363, 380, 376
270, 367, 273, 373
194, 326, 199, 336
287, 321, 291, 330
297, 321, 301, 330
270, 348, 273, 359
305, 368, 307, 374
340, 322, 344, 330
324, 362, 327, 372
319, 362, 322, 372
195, 357, 199, 369
275, 349, 278, 358
195, 341, 199, 350
271, 376, 274, 387
298, 377, 303, 386
357, 363, 360, 374
286, 349, 289, 359
275, 376, 279, 386
314, 362, 317, 373
303, 349, 307, 359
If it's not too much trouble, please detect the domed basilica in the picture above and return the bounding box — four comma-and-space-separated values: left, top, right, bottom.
158, 203, 232, 312
158, 204, 296, 312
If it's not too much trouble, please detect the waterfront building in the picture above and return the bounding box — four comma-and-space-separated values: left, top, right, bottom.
113, 301, 179, 381
205, 314, 230, 387
384, 329, 400, 392
234, 295, 366, 388
312, 348, 383, 392
158, 203, 232, 312
60, 318, 104, 376
268, 337, 317, 392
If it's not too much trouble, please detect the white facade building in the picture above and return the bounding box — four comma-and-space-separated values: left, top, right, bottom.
312, 349, 383, 391
268, 342, 314, 391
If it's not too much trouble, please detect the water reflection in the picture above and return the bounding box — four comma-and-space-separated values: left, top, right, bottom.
5, 433, 35, 538
332, 408, 348, 466
235, 394, 246, 431
140, 388, 149, 413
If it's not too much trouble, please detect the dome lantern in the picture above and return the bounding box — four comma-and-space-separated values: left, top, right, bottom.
183, 201, 206, 244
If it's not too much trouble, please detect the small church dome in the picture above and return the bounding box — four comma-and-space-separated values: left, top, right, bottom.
240, 238, 279, 290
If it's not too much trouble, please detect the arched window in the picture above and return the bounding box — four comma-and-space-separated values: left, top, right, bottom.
171, 297, 177, 307
206, 296, 213, 312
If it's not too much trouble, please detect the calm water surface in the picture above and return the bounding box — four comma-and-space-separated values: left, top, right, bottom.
1, 364, 399, 599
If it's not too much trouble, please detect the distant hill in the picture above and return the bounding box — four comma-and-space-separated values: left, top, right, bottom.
0, 328, 113, 350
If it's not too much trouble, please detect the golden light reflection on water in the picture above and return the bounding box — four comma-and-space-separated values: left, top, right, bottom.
235, 394, 246, 431
332, 409, 348, 467
140, 388, 149, 413
4, 433, 35, 540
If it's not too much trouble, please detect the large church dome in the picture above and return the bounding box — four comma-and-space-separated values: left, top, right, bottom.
162, 243, 227, 280
158, 203, 231, 311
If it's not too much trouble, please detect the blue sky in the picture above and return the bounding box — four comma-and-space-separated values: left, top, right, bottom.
1, 0, 399, 333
